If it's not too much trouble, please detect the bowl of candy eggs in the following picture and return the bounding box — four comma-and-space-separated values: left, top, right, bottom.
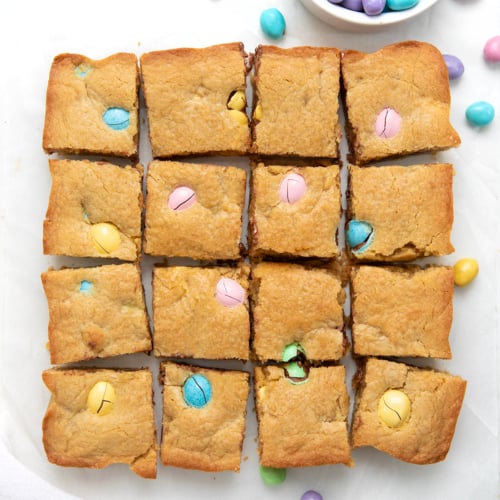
300, 0, 440, 32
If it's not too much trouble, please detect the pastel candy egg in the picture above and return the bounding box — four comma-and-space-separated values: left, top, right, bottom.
442, 54, 465, 80
375, 107, 402, 138
102, 107, 130, 131
183, 374, 212, 409
284, 361, 308, 385
227, 109, 248, 126
260, 466, 287, 486
215, 277, 245, 307
327, 0, 343, 3
227, 90, 246, 111
342, 0, 363, 11
79, 280, 93, 294
282, 342, 305, 362
74, 63, 91, 78
279, 173, 307, 204
168, 186, 196, 211
362, 0, 386, 15
90, 222, 121, 254
466, 101, 495, 126
484, 35, 500, 62
260, 8, 286, 39
346, 220, 374, 253
253, 102, 263, 121
387, 0, 418, 10
378, 389, 411, 428
454, 258, 479, 286
87, 381, 115, 416
301, 491, 323, 500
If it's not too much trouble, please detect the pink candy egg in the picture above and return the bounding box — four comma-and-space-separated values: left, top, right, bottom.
279, 173, 307, 204
215, 278, 245, 307
484, 35, 500, 62
375, 107, 402, 138
168, 186, 196, 211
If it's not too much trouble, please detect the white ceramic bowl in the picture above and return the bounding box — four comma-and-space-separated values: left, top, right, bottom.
300, 0, 440, 32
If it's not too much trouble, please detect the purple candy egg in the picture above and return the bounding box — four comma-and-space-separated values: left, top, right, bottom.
362, 0, 386, 15
342, 0, 363, 11
327, 0, 344, 3
301, 491, 323, 500
442, 54, 464, 80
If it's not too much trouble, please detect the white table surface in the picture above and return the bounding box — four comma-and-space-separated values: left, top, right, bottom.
1, 1, 499, 499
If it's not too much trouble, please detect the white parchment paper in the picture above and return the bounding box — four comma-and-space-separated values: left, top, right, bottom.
1, 1, 498, 498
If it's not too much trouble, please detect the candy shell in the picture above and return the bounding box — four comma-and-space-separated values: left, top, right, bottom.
378, 389, 411, 428
284, 361, 308, 384
466, 101, 495, 126
484, 35, 500, 62
260, 466, 287, 486
282, 342, 305, 362
346, 220, 374, 253
102, 107, 130, 131
74, 63, 91, 78
442, 54, 465, 80
87, 381, 115, 416
183, 374, 212, 409
260, 8, 286, 40
375, 107, 402, 138
279, 173, 307, 204
168, 186, 196, 211
90, 222, 121, 254
387, 0, 418, 10
301, 491, 323, 500
79, 280, 93, 294
215, 277, 245, 307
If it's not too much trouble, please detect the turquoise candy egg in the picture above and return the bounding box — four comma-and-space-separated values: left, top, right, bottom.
346, 220, 374, 253
387, 0, 418, 10
260, 8, 286, 39
102, 107, 130, 131
79, 280, 93, 293
282, 342, 305, 362
183, 374, 212, 409
466, 101, 495, 126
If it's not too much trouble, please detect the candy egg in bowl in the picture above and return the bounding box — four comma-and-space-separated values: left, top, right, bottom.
300, 0, 440, 32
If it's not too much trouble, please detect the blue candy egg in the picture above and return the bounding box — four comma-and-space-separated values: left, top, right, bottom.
260, 8, 286, 39
74, 63, 91, 78
466, 101, 495, 127
387, 0, 418, 10
79, 280, 93, 293
103, 107, 130, 131
346, 220, 374, 253
442, 54, 464, 80
183, 374, 212, 409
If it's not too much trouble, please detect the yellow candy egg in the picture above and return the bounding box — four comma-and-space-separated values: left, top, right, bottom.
378, 389, 411, 428
87, 381, 116, 416
454, 258, 479, 287
227, 90, 246, 111
90, 222, 121, 254
228, 109, 248, 126
253, 103, 263, 121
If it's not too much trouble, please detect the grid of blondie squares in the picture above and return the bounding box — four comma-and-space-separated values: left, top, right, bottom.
40, 40, 466, 478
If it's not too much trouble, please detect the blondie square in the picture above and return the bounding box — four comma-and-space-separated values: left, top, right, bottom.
351, 358, 467, 464
251, 45, 341, 159
251, 262, 347, 362
43, 159, 143, 261
346, 163, 454, 262
341, 41, 460, 164
140, 43, 250, 157
350, 265, 454, 358
254, 365, 352, 467
42, 52, 139, 158
41, 264, 151, 364
249, 163, 341, 258
42, 368, 157, 478
144, 160, 246, 260
160, 362, 250, 472
153, 265, 250, 360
